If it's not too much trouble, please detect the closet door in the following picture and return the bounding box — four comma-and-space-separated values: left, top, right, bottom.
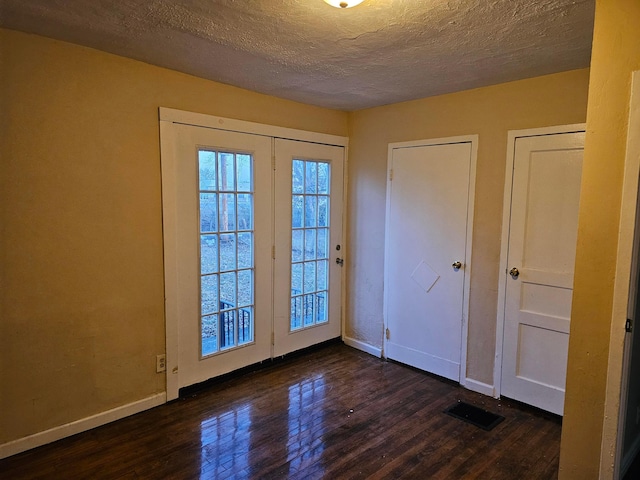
384, 140, 475, 381
501, 131, 584, 415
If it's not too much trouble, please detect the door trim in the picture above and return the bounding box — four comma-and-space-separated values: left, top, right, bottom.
494, 123, 586, 399
602, 70, 640, 479
159, 108, 348, 401
383, 135, 478, 387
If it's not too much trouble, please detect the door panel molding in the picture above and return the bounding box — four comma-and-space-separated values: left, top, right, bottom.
383, 135, 478, 386
494, 124, 586, 403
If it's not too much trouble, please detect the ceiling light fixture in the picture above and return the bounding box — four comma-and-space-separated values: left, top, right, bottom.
323, 0, 365, 8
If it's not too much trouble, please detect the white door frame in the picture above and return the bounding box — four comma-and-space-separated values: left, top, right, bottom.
601, 70, 640, 479
494, 123, 586, 399
383, 135, 478, 387
159, 107, 348, 401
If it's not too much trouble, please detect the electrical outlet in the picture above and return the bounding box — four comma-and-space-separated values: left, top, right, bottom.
156, 354, 166, 373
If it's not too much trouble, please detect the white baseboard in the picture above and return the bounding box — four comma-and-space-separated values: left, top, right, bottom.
0, 392, 166, 460
343, 336, 382, 358
464, 378, 496, 397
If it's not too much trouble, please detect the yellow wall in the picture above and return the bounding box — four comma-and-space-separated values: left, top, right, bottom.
347, 70, 590, 384
0, 28, 347, 445
559, 1, 640, 477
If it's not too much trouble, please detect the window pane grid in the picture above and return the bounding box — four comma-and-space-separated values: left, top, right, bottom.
198, 150, 255, 357
291, 159, 330, 331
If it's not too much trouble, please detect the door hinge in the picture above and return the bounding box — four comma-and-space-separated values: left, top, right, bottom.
626, 318, 633, 333
271, 331, 275, 345
385, 328, 390, 340
272, 245, 276, 260
389, 169, 393, 181
272, 155, 276, 171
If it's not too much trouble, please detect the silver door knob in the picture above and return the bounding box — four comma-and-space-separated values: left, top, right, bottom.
509, 267, 520, 279
452, 261, 462, 270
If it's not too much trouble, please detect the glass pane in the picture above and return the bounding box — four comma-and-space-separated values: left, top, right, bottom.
219, 194, 236, 232
199, 151, 217, 191
291, 296, 302, 330
238, 307, 253, 344
317, 229, 328, 259
317, 260, 328, 291
218, 153, 235, 191
200, 193, 218, 233
219, 233, 236, 272
317, 162, 329, 194
292, 160, 304, 194
304, 294, 315, 326
304, 229, 317, 261
219, 309, 235, 349
292, 195, 304, 229
202, 314, 218, 356
236, 154, 252, 192
220, 272, 237, 306
304, 196, 316, 228
237, 269, 252, 307
305, 162, 317, 194
289, 159, 334, 331
291, 263, 303, 294
201, 274, 219, 315
199, 150, 254, 355
200, 234, 218, 274
237, 232, 253, 269
304, 262, 316, 293
316, 293, 328, 323
237, 194, 252, 231
291, 230, 303, 263
318, 196, 329, 227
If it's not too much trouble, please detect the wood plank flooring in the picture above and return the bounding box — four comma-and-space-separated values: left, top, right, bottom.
0, 343, 562, 479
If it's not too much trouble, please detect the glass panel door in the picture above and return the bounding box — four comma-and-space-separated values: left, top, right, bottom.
169, 124, 272, 390
274, 139, 344, 357
160, 110, 347, 399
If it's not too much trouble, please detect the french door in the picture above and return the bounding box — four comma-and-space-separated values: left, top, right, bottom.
160, 110, 345, 399
274, 139, 344, 357
163, 124, 273, 391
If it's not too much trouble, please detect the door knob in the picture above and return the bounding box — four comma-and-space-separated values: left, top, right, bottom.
336, 257, 344, 266
452, 261, 462, 270
509, 267, 520, 279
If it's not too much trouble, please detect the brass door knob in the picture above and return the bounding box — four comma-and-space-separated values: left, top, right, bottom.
452, 261, 462, 270
509, 267, 520, 279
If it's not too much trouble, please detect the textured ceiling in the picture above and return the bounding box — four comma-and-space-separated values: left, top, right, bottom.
0, 0, 595, 111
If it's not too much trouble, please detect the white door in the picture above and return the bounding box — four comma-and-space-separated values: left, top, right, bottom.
500, 131, 584, 415
166, 123, 273, 389
384, 140, 476, 382
273, 139, 344, 357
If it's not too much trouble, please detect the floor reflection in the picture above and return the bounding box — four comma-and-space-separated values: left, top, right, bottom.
200, 403, 252, 479
287, 375, 326, 476
197, 375, 327, 478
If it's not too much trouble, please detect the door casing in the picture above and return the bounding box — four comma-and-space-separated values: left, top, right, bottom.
159, 107, 348, 401
602, 70, 640, 480
494, 123, 586, 400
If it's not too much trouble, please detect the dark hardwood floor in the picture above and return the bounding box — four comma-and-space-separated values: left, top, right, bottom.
0, 343, 562, 479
